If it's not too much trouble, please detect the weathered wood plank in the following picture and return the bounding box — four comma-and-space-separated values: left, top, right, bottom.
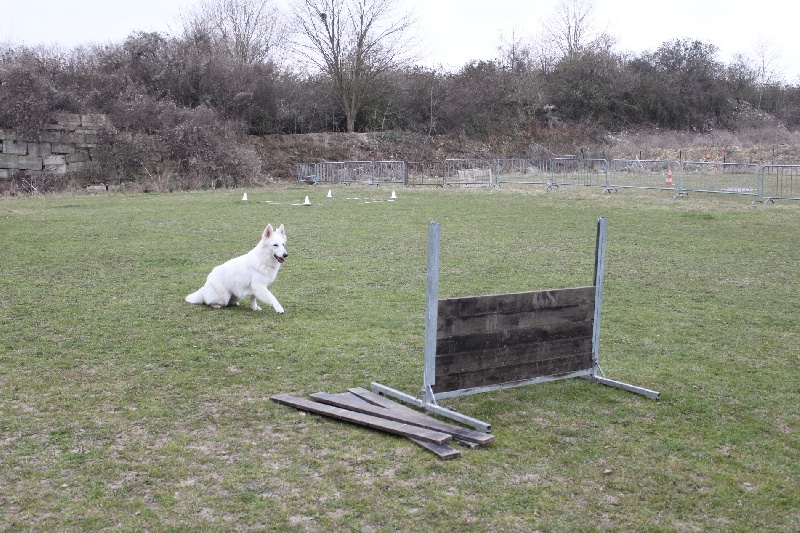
438, 286, 595, 321
436, 320, 593, 356
408, 437, 461, 459
270, 394, 452, 444
434, 336, 592, 375
314, 391, 494, 446
348, 387, 417, 411
432, 352, 593, 393
350, 388, 493, 446
430, 287, 598, 396
439, 302, 594, 337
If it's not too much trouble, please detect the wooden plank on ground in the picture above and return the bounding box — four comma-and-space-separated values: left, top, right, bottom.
330, 391, 464, 458
311, 391, 494, 446
348, 388, 495, 445
408, 437, 461, 459
351, 388, 494, 447
349, 387, 419, 412
270, 394, 452, 444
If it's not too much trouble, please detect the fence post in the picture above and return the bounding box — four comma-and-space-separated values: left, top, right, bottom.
422, 221, 441, 405
592, 217, 607, 372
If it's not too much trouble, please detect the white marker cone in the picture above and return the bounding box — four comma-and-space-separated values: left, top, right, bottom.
327, 189, 332, 198
390, 190, 397, 199
303, 195, 311, 205
242, 192, 248, 201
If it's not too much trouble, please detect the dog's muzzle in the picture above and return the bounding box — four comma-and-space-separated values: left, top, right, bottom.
274, 253, 287, 264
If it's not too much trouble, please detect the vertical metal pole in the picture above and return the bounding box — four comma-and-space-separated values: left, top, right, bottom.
422, 221, 441, 404
592, 217, 607, 373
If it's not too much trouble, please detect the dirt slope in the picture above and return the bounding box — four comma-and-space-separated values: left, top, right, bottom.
248, 128, 800, 181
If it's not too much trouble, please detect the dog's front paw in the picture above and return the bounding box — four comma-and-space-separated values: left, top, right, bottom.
251, 303, 263, 311
273, 304, 284, 314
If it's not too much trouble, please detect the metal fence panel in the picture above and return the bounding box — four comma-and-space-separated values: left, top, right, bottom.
341, 161, 376, 184
760, 165, 800, 202
444, 158, 495, 187
296, 163, 317, 183
682, 162, 760, 197
372, 160, 406, 185
551, 158, 609, 188
312, 161, 376, 184
608, 159, 681, 192
300, 157, 798, 205
314, 162, 345, 183
495, 158, 551, 186
405, 161, 445, 187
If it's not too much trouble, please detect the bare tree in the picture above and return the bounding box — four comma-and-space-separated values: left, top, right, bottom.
181, 0, 285, 64
544, 0, 611, 60
287, 0, 418, 132
529, 28, 559, 75
750, 37, 783, 110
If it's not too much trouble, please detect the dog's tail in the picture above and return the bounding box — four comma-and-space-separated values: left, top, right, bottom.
185, 289, 205, 305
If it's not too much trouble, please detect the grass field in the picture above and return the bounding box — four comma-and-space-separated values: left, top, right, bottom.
1, 185, 798, 531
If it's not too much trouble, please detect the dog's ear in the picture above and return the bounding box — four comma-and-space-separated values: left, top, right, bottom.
263, 224, 274, 239
277, 224, 285, 235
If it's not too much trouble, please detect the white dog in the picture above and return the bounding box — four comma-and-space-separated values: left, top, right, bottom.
186, 224, 287, 313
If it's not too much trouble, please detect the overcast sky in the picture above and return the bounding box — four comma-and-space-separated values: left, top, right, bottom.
2, 0, 798, 82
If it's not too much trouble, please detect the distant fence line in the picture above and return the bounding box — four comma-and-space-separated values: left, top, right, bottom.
297, 157, 799, 203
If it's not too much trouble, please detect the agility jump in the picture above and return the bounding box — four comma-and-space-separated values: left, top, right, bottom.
372, 217, 659, 432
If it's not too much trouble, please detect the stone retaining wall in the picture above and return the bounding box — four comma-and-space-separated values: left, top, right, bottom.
0, 113, 107, 179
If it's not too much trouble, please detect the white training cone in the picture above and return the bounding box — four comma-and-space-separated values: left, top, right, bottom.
303, 195, 311, 205
326, 189, 332, 198
390, 190, 397, 199
242, 192, 248, 201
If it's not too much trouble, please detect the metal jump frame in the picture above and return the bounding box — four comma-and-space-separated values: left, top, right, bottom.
372, 218, 659, 432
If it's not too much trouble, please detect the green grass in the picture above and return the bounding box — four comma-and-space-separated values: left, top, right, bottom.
1, 185, 798, 531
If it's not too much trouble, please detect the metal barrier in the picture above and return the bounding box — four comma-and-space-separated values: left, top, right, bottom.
296, 163, 317, 184
340, 161, 375, 185
405, 161, 445, 187
759, 165, 800, 203
373, 161, 406, 186
608, 159, 682, 194
495, 158, 551, 187
551, 158, 609, 189
444, 158, 495, 187
313, 162, 349, 184
311, 161, 378, 185
681, 161, 760, 199
299, 157, 800, 205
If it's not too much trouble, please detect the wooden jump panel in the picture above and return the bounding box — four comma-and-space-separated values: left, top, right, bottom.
433, 286, 596, 394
